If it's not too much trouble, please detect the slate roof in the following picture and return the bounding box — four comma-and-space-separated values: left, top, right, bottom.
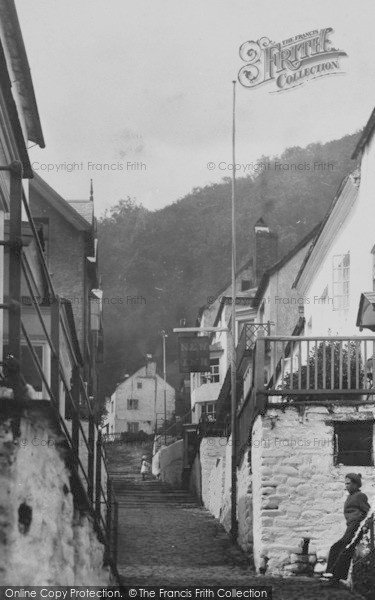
67, 200, 94, 224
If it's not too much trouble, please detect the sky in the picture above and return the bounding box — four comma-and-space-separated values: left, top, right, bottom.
15, 0, 375, 216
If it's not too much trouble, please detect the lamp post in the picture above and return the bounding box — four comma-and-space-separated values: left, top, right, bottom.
161, 330, 168, 445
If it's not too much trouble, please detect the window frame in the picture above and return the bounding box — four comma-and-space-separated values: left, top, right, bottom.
332, 253, 350, 311
333, 420, 374, 467
127, 398, 139, 410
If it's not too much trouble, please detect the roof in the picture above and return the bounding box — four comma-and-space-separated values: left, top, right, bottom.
67, 200, 94, 225
293, 169, 360, 289
0, 0, 45, 148
31, 173, 92, 232
352, 107, 375, 159
253, 223, 321, 308
356, 292, 375, 332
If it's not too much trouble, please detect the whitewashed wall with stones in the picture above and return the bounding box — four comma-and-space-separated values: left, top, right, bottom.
191, 402, 375, 576
153, 440, 184, 487
251, 403, 375, 575
0, 405, 114, 585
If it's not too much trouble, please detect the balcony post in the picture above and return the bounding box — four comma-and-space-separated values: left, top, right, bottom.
71, 365, 80, 463
95, 428, 102, 521
255, 336, 267, 414
50, 297, 61, 410
107, 478, 112, 548
88, 413, 95, 502
8, 161, 23, 399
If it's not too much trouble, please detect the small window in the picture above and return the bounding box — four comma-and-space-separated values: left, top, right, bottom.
127, 399, 139, 410
241, 280, 252, 292
111, 401, 114, 413
201, 358, 220, 384
137, 382, 142, 389
210, 358, 220, 383
334, 421, 374, 466
128, 422, 139, 433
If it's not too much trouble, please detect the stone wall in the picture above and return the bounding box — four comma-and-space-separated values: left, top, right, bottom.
199, 438, 226, 520
251, 403, 375, 576
189, 451, 202, 500
155, 439, 184, 487
237, 449, 253, 554
189, 403, 375, 577
0, 402, 114, 585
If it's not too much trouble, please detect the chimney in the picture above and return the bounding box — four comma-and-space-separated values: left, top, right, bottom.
145, 356, 156, 377
254, 218, 278, 284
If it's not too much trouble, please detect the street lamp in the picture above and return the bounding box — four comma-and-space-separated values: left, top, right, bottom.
161, 330, 168, 444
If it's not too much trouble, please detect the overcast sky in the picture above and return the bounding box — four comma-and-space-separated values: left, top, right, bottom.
16, 0, 375, 216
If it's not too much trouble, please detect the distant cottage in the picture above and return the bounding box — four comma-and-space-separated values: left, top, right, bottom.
104, 359, 175, 435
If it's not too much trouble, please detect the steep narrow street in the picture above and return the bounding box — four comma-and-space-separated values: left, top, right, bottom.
106, 442, 365, 600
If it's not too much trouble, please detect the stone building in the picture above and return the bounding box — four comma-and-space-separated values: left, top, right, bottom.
184, 107, 375, 584
103, 359, 175, 435
190, 219, 278, 427
0, 2, 117, 586
29, 173, 103, 415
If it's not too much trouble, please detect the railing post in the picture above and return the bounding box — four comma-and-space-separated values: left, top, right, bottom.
107, 478, 112, 548
113, 496, 118, 567
88, 413, 95, 502
71, 365, 80, 465
255, 337, 267, 414
8, 161, 23, 399
50, 297, 61, 409
95, 429, 102, 520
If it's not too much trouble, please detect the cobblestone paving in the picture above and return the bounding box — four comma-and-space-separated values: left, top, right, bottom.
114, 475, 365, 600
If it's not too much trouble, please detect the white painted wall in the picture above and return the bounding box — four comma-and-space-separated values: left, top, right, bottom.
250, 405, 375, 575
298, 167, 375, 339
103, 363, 175, 434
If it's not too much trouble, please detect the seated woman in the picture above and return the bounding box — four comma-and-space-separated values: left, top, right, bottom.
324, 473, 371, 587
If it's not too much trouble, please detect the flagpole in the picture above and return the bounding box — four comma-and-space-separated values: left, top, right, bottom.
230, 80, 238, 541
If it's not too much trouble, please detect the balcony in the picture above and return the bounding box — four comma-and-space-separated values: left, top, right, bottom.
237, 335, 375, 460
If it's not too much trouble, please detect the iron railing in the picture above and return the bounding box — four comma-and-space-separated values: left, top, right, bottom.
1, 162, 118, 575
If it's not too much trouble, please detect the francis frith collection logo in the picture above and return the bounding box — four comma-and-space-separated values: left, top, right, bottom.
238, 27, 347, 92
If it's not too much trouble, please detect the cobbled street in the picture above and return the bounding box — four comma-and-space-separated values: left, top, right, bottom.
108, 443, 365, 600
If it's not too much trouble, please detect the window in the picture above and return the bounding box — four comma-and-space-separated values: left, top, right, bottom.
332, 253, 350, 310
111, 401, 114, 413
4, 344, 43, 393
201, 402, 216, 422
128, 422, 139, 433
201, 358, 220, 384
127, 398, 139, 410
372, 247, 375, 291
33, 217, 49, 258
241, 279, 252, 292
334, 421, 374, 466
210, 358, 220, 383
137, 382, 142, 389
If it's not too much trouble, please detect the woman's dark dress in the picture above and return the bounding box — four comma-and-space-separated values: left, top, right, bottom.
327, 490, 370, 580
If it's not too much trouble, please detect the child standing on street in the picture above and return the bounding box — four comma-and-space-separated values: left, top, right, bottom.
140, 455, 150, 480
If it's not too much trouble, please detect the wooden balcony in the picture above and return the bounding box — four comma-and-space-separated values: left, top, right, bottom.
236, 335, 375, 460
